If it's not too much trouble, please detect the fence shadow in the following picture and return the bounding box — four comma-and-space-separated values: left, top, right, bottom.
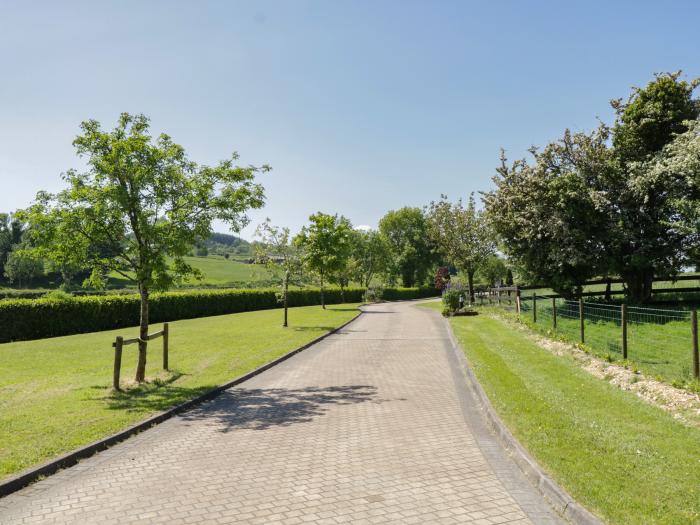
178, 385, 381, 432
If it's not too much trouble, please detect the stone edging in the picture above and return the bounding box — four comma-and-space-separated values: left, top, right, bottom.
0, 309, 364, 499
440, 314, 603, 525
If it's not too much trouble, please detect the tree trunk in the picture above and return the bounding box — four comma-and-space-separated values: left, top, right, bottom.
467, 271, 475, 305
604, 279, 612, 302
283, 270, 289, 327
320, 272, 325, 309
624, 269, 654, 304
135, 285, 149, 383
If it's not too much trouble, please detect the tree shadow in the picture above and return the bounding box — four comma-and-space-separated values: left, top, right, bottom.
178, 384, 383, 432
292, 326, 337, 332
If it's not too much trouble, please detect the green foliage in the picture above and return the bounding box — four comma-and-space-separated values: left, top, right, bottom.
19, 113, 267, 294
441, 288, 463, 313
379, 207, 435, 287
0, 286, 437, 342
3, 250, 44, 287
426, 194, 494, 299
0, 213, 24, 275
17, 113, 268, 382
485, 72, 700, 302
294, 213, 352, 304
348, 228, 391, 287
476, 255, 508, 286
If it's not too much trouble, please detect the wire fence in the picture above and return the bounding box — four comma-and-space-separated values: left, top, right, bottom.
483, 291, 700, 386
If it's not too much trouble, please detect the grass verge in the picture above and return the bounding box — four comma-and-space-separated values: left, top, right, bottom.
420, 301, 700, 524
0, 304, 360, 481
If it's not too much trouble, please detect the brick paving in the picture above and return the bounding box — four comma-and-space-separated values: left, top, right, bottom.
0, 301, 563, 524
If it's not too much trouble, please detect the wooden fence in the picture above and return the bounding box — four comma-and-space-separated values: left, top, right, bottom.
111, 323, 169, 390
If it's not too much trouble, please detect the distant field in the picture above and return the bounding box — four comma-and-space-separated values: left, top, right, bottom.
107, 255, 274, 288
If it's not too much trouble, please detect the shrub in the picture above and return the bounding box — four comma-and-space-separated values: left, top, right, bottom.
0, 286, 438, 342
442, 284, 466, 314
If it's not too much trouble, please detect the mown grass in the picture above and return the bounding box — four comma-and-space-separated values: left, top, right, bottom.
0, 303, 360, 480
420, 301, 700, 524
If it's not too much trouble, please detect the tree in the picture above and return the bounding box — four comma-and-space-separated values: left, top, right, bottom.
255, 219, 303, 327
434, 266, 450, 291
294, 212, 352, 309
0, 213, 24, 276
478, 255, 508, 287
348, 228, 390, 287
4, 250, 43, 287
378, 207, 435, 287
484, 129, 612, 298
426, 194, 495, 302
19, 113, 267, 382
604, 72, 700, 301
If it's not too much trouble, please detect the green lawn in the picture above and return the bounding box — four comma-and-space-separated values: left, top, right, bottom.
421, 302, 700, 524
0, 303, 360, 481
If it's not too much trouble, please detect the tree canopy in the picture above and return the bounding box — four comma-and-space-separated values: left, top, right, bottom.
19, 113, 267, 381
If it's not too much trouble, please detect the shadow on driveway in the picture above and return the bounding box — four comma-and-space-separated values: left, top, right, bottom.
179, 385, 381, 431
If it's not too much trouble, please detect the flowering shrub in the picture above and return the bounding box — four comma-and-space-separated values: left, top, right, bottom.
434, 266, 451, 290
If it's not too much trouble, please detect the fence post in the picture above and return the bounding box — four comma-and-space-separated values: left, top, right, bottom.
621, 304, 628, 360
532, 293, 537, 323
163, 323, 169, 371
552, 297, 557, 330
692, 310, 699, 380
113, 336, 123, 391
516, 289, 521, 316
579, 298, 585, 344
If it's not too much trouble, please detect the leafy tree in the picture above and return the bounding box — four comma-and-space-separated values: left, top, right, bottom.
0, 213, 24, 276
294, 212, 352, 309
434, 266, 450, 291
348, 228, 390, 287
19, 113, 267, 382
484, 129, 612, 298
477, 255, 508, 287
378, 207, 435, 287
426, 194, 494, 302
4, 250, 43, 287
604, 72, 700, 301
255, 218, 303, 327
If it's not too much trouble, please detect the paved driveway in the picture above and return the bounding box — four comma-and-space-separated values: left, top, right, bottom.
0, 301, 562, 524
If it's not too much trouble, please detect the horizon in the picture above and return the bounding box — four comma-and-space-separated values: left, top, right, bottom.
2, 0, 700, 238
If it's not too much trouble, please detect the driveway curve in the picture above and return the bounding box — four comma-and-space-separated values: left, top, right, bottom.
0, 301, 563, 524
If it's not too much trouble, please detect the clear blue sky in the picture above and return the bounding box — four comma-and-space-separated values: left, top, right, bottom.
1, 0, 699, 238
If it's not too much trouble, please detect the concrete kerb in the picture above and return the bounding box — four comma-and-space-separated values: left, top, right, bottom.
0, 308, 365, 499
439, 312, 603, 525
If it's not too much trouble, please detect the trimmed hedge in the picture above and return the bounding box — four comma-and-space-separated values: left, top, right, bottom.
0, 286, 437, 342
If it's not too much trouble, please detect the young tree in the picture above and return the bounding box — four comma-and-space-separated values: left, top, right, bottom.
378, 207, 435, 287
477, 255, 508, 287
19, 113, 267, 382
426, 194, 495, 302
294, 212, 352, 309
348, 228, 390, 288
255, 218, 303, 327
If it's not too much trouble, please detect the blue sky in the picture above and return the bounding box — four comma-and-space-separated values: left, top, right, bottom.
1, 0, 699, 238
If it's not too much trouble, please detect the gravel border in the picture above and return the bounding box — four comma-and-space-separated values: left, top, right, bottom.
0, 310, 364, 498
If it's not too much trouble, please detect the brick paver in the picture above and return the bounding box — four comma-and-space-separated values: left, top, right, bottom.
0, 301, 563, 524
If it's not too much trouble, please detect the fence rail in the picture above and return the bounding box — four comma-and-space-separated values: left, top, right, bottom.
498, 293, 700, 384
111, 323, 169, 390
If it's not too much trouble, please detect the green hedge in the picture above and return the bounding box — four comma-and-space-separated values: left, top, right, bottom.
0, 286, 437, 342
